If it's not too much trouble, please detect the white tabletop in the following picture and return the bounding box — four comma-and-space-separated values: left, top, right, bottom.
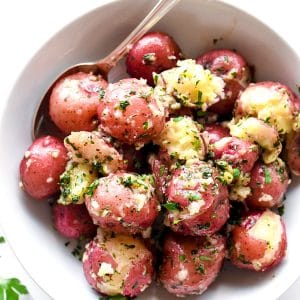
0, 1, 299, 299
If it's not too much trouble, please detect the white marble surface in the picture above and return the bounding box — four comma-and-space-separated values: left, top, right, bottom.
0, 0, 299, 299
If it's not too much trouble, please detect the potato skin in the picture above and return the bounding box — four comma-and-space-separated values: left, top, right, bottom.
164, 162, 229, 236
82, 229, 154, 297
202, 123, 230, 146
98, 78, 165, 146
212, 136, 259, 173
49, 72, 108, 134
246, 159, 289, 209
85, 172, 160, 234
126, 31, 183, 86
196, 49, 250, 116
159, 232, 226, 297
20, 136, 68, 200
229, 210, 287, 272
52, 203, 97, 239
286, 131, 300, 175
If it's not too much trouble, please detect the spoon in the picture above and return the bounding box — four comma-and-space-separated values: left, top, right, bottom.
32, 0, 181, 139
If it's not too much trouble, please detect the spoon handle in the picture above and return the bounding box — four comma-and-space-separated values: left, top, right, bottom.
97, 0, 181, 69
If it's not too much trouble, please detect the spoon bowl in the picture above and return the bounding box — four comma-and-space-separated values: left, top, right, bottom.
32, 0, 181, 139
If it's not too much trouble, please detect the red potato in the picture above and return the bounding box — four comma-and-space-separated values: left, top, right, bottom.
159, 232, 226, 297
49, 72, 108, 134
20, 136, 68, 200
126, 31, 183, 86
246, 159, 289, 209
164, 162, 230, 236
286, 131, 300, 175
52, 203, 97, 239
234, 81, 299, 135
229, 210, 287, 272
148, 149, 173, 200
98, 78, 165, 147
83, 229, 154, 297
212, 136, 259, 173
85, 172, 160, 234
196, 49, 251, 116
202, 123, 230, 146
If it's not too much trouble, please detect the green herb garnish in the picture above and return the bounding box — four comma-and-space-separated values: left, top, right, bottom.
99, 88, 105, 100
173, 116, 184, 122
262, 166, 272, 184
0, 278, 29, 300
179, 255, 186, 262
163, 202, 179, 211
119, 100, 130, 111
86, 179, 99, 196
232, 168, 240, 179
199, 255, 212, 261
0, 236, 5, 244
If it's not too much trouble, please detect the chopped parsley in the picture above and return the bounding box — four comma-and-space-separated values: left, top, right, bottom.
159, 165, 165, 176
199, 255, 212, 261
197, 110, 207, 117
98, 88, 105, 100
153, 73, 159, 85
121, 176, 133, 188
85, 179, 99, 196
262, 166, 272, 184
173, 116, 184, 122
278, 205, 285, 216
232, 168, 240, 179
162, 202, 179, 211
143, 121, 149, 129
0, 278, 29, 300
188, 193, 201, 201
196, 264, 205, 274
143, 53, 156, 65
197, 91, 203, 105
119, 100, 130, 111
0, 236, 5, 243
179, 254, 186, 262
231, 71, 237, 78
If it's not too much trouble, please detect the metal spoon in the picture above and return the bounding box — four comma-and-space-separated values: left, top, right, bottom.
32, 0, 181, 139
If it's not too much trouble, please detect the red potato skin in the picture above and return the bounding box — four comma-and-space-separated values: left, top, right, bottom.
149, 150, 173, 200
126, 31, 183, 86
85, 173, 159, 234
98, 78, 165, 145
202, 123, 230, 146
83, 232, 154, 297
286, 131, 300, 176
49, 72, 108, 134
196, 49, 251, 116
52, 203, 97, 239
246, 160, 289, 209
229, 211, 287, 271
165, 163, 230, 236
19, 136, 68, 200
212, 136, 259, 173
235, 81, 300, 118
159, 232, 226, 297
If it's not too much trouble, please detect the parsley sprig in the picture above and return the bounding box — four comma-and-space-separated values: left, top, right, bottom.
0, 278, 29, 300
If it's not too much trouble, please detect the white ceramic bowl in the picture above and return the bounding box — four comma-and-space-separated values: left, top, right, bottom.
1, 0, 300, 299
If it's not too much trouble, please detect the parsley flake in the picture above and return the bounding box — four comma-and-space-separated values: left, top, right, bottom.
163, 202, 179, 211
262, 166, 272, 184
0, 236, 5, 244
119, 100, 130, 111
232, 168, 240, 179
